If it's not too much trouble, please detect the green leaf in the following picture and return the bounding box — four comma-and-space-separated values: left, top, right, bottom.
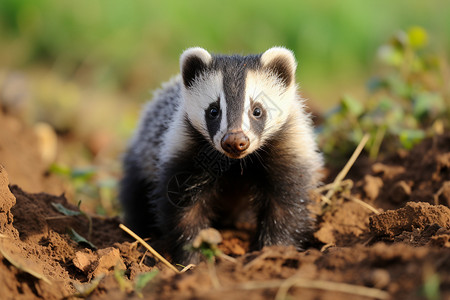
68, 228, 97, 250
135, 270, 159, 294
71, 167, 96, 181
378, 44, 404, 67
48, 163, 71, 177
114, 265, 132, 292
422, 273, 440, 300
51, 202, 81, 217
340, 95, 364, 117
73, 274, 105, 297
413, 92, 445, 120
399, 129, 425, 149
366, 77, 386, 93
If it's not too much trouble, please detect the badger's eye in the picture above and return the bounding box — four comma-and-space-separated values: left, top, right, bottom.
253, 107, 262, 118
208, 106, 220, 119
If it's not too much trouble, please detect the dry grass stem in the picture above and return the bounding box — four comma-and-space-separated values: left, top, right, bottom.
315, 179, 353, 193
208, 260, 221, 289
139, 250, 148, 266
220, 253, 238, 263
180, 264, 196, 273
119, 224, 180, 273
274, 276, 389, 300
345, 195, 381, 214
325, 133, 370, 200
45, 215, 71, 220
230, 277, 388, 300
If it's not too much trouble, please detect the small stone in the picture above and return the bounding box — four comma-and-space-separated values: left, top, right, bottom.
93, 247, 126, 277
363, 175, 383, 200
73, 249, 97, 274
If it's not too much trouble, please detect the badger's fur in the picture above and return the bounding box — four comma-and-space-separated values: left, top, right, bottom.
120, 47, 323, 264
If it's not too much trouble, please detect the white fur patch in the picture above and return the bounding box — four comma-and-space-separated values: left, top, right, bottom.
212, 90, 228, 149
244, 68, 323, 182
260, 46, 297, 74
244, 70, 297, 153
158, 105, 193, 170
181, 71, 224, 139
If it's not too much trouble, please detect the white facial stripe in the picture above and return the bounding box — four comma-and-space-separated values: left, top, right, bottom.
241, 93, 251, 133
182, 71, 223, 138
212, 90, 228, 149
244, 70, 297, 149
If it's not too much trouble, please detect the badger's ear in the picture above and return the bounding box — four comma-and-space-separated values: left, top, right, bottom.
261, 47, 297, 87
180, 47, 212, 88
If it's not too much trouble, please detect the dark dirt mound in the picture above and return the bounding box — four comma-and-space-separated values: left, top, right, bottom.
0, 165, 152, 299
1, 110, 450, 299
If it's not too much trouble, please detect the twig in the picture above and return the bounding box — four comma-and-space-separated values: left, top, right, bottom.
139, 249, 148, 266
274, 276, 389, 300
344, 195, 381, 215
220, 253, 238, 263
229, 277, 388, 300
180, 264, 196, 273
207, 260, 221, 289
320, 195, 332, 205
119, 224, 179, 273
315, 179, 353, 193
325, 133, 370, 200
45, 215, 71, 220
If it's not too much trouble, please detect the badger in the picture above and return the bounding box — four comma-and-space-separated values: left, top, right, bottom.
120, 47, 323, 264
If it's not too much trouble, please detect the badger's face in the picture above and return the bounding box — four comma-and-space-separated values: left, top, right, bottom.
180, 47, 298, 159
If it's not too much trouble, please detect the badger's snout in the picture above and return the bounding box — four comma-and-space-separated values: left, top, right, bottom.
221, 131, 249, 157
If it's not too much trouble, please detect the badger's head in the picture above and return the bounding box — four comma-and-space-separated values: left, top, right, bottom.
180, 47, 298, 159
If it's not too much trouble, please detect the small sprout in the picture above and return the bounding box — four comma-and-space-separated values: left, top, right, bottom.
51, 202, 82, 216
423, 273, 440, 300
114, 264, 133, 293
73, 274, 105, 297
134, 270, 159, 297
68, 228, 97, 250
52, 201, 93, 239
191, 228, 223, 261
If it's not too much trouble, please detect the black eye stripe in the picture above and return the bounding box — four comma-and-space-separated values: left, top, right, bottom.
205, 99, 222, 141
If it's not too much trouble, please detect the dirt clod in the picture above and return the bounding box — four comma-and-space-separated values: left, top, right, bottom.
369, 201, 450, 237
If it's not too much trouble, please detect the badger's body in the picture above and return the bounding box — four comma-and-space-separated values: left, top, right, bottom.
120, 47, 323, 264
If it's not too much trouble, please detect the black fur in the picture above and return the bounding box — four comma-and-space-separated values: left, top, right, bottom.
264, 56, 293, 87
182, 55, 208, 88
154, 117, 315, 264
205, 99, 221, 141
120, 49, 320, 266
122, 116, 316, 265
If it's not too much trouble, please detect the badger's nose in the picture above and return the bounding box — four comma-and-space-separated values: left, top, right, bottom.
221, 131, 250, 155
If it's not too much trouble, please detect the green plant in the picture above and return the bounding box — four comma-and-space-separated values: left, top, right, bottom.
319, 26, 449, 164
49, 163, 118, 215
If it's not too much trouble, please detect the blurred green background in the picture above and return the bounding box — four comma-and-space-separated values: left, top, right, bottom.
1, 0, 449, 107
0, 0, 449, 213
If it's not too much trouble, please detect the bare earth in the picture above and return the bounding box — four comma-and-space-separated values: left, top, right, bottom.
0, 111, 449, 300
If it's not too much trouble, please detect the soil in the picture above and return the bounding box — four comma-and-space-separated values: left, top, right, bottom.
1, 112, 450, 300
